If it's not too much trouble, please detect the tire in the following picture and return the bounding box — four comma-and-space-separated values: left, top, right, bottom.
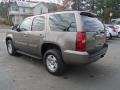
118, 33, 120, 38
43, 49, 65, 75
6, 40, 16, 56
109, 33, 112, 39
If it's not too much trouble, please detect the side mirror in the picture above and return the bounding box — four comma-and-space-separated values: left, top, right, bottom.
16, 27, 21, 32
12, 26, 15, 30
12, 25, 18, 30
12, 25, 21, 32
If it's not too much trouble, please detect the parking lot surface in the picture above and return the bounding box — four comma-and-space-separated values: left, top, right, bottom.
0, 29, 120, 90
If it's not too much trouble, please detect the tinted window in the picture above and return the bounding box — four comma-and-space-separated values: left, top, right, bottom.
32, 16, 45, 31
109, 26, 114, 29
81, 16, 104, 32
49, 13, 77, 32
20, 18, 32, 31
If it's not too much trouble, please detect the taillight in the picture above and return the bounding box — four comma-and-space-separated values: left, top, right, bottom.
76, 32, 86, 52
109, 26, 116, 32
113, 29, 116, 32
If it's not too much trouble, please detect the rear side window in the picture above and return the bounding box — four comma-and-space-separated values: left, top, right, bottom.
81, 16, 104, 32
32, 16, 45, 31
49, 13, 77, 32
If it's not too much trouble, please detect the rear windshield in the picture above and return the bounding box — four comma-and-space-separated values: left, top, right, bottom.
81, 16, 104, 32
108, 26, 114, 29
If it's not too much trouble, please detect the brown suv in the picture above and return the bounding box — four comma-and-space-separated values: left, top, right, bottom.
6, 11, 108, 75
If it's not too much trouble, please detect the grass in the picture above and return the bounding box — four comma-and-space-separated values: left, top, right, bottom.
0, 24, 11, 28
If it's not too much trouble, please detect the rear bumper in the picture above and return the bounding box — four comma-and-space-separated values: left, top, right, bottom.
63, 44, 108, 65
111, 32, 118, 37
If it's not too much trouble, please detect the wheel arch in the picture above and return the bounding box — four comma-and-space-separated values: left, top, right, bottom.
6, 37, 13, 45
6, 34, 14, 44
41, 42, 63, 57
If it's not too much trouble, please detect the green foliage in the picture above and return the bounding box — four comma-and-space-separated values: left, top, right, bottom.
0, 2, 8, 18
94, 0, 120, 23
104, 0, 113, 7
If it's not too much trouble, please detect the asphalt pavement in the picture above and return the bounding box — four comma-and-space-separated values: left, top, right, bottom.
0, 29, 120, 90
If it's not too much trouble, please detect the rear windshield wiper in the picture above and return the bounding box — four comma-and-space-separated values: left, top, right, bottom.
80, 12, 97, 17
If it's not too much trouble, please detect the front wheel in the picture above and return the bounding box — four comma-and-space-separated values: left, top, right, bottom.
6, 40, 16, 56
43, 49, 65, 75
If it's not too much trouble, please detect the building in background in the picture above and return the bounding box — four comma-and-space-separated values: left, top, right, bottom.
8, 0, 97, 25
9, 0, 58, 25
33, 2, 57, 15
9, 1, 38, 25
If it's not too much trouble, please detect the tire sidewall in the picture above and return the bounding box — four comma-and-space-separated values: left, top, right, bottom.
7, 40, 16, 55
43, 49, 64, 75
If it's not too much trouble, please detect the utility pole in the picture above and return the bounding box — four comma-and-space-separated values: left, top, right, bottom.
92, 0, 94, 11
7, 0, 10, 24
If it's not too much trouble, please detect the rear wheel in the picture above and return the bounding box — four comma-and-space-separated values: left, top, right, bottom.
6, 40, 16, 56
43, 49, 64, 75
109, 33, 112, 39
